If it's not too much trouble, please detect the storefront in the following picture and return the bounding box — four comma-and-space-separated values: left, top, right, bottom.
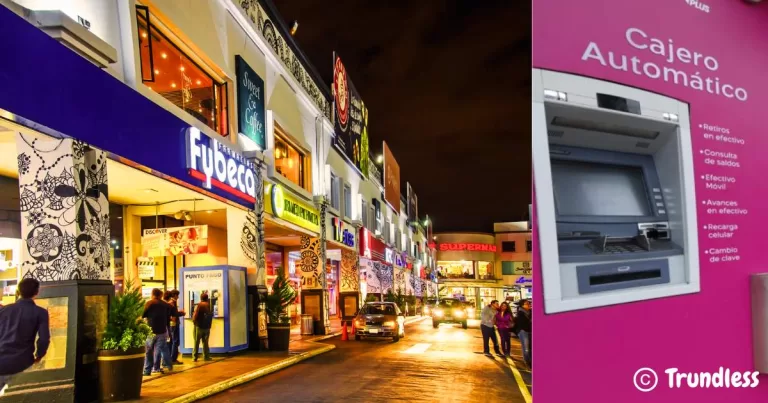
359, 227, 394, 300
262, 182, 321, 325
326, 214, 359, 319
433, 234, 504, 310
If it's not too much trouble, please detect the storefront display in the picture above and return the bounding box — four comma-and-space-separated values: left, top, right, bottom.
265, 183, 320, 233
437, 261, 474, 279
179, 265, 248, 354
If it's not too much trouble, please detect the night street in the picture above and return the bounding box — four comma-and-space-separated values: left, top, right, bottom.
202, 318, 530, 403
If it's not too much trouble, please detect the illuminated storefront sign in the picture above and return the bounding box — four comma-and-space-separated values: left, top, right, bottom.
385, 248, 406, 267
265, 183, 320, 233
360, 228, 372, 259
186, 127, 256, 204
331, 217, 356, 248
438, 243, 497, 252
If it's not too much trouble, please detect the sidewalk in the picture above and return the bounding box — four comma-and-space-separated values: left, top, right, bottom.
133, 316, 425, 403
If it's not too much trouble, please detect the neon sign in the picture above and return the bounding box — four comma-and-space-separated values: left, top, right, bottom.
186, 127, 256, 203
438, 243, 497, 252
515, 276, 533, 285
332, 217, 355, 248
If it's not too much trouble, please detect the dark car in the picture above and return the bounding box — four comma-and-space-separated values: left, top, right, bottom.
354, 302, 405, 342
432, 298, 468, 329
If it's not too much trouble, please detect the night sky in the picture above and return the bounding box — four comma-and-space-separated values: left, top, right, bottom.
274, 0, 531, 232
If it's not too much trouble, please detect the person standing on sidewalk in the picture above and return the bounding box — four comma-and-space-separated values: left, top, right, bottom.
495, 302, 514, 357
515, 299, 532, 367
143, 288, 173, 375
480, 300, 502, 357
0, 278, 50, 396
192, 293, 213, 362
165, 290, 185, 365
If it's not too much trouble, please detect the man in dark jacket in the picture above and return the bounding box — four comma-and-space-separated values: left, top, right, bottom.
143, 288, 173, 375
192, 293, 213, 362
163, 290, 185, 366
515, 299, 532, 367
0, 278, 50, 396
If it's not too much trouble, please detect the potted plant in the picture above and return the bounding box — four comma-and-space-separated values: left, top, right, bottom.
266, 267, 296, 351
97, 280, 152, 402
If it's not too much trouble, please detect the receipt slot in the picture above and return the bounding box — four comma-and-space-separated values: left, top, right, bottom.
533, 69, 700, 314
752, 274, 768, 374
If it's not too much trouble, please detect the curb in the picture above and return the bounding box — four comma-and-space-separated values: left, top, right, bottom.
163, 342, 335, 403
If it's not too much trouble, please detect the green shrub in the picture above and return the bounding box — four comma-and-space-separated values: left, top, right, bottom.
266, 267, 296, 324
101, 280, 152, 351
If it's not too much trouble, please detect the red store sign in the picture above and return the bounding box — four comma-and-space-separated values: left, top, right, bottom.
437, 243, 497, 252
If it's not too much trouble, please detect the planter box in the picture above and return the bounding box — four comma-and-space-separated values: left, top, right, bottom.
97, 346, 145, 402
267, 323, 291, 351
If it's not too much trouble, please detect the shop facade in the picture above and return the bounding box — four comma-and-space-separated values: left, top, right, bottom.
433, 233, 504, 310
495, 221, 532, 304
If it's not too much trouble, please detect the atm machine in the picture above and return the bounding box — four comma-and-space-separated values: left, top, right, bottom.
532, 69, 700, 314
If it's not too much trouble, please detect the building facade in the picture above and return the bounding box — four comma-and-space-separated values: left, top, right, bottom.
495, 221, 532, 303
0, 0, 436, 397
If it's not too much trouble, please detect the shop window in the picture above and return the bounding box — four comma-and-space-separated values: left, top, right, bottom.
370, 206, 377, 233
478, 262, 494, 280
274, 129, 308, 190
526, 240, 532, 252
343, 183, 352, 219
330, 173, 341, 210
136, 6, 229, 136
502, 261, 514, 275
502, 241, 516, 252
361, 200, 368, 230
437, 261, 475, 279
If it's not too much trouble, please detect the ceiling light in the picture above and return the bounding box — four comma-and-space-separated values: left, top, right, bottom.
174, 211, 184, 220
171, 83, 176, 88
206, 210, 213, 214
143, 189, 158, 193
196, 80, 201, 85
376, 154, 383, 164
141, 32, 147, 38
184, 212, 193, 221
154, 69, 159, 75
111, 240, 117, 244
180, 66, 185, 71
117, 216, 122, 220
161, 52, 167, 59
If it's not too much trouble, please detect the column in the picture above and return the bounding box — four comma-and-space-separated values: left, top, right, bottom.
16, 134, 111, 281
240, 161, 267, 286
314, 195, 331, 333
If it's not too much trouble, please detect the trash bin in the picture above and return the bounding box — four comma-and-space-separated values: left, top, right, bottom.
300, 314, 314, 336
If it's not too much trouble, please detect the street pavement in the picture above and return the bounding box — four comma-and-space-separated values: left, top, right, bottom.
201, 317, 530, 403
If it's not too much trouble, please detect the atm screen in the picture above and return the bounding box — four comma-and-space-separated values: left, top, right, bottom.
552, 160, 651, 217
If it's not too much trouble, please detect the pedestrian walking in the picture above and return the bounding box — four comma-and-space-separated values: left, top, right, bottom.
166, 290, 185, 365
515, 299, 532, 367
0, 278, 50, 396
495, 302, 514, 356
192, 293, 213, 362
480, 299, 502, 356
143, 288, 173, 375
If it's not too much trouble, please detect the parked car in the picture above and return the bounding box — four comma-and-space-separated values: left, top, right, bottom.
432, 298, 468, 329
354, 302, 405, 342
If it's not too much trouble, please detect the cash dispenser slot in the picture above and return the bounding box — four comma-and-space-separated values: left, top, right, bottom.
588, 234, 651, 255
577, 258, 670, 295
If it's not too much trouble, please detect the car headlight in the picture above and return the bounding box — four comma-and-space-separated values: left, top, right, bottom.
383, 321, 396, 327
454, 310, 465, 317
433, 309, 444, 317
355, 320, 365, 327
423, 307, 430, 314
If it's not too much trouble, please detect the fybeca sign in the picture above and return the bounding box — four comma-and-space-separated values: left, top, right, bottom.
331, 216, 356, 248
186, 127, 257, 205
235, 55, 266, 150
265, 184, 320, 232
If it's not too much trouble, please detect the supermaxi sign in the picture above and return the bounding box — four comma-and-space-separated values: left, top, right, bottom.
186, 127, 257, 207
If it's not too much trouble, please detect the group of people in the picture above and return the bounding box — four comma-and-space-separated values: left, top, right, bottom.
480, 299, 532, 367
142, 288, 214, 375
